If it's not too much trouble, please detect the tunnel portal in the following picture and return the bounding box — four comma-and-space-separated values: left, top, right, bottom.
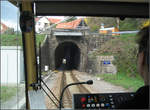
55, 42, 80, 70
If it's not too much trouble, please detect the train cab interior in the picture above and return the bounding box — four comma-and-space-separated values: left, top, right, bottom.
1, 0, 149, 109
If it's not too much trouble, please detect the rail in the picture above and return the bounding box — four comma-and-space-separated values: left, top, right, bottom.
60, 70, 91, 108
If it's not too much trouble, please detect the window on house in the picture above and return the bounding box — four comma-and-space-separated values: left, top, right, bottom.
45, 23, 48, 27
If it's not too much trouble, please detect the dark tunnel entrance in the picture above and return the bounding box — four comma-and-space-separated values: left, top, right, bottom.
55, 42, 80, 70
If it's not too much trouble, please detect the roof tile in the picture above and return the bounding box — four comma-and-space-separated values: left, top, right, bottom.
48, 18, 62, 24
56, 19, 82, 29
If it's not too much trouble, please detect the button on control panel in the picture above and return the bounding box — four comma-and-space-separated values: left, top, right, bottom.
73, 92, 135, 109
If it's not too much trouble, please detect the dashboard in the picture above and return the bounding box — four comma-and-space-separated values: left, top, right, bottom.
73, 92, 135, 109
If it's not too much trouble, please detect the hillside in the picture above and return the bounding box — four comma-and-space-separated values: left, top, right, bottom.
94, 33, 144, 91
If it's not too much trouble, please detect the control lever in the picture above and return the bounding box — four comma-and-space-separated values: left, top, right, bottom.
59, 80, 93, 110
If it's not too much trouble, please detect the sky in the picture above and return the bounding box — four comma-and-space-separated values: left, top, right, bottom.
1, 1, 19, 30
0, 1, 65, 31
0, 1, 84, 31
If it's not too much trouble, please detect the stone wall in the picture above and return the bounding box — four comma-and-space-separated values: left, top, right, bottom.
86, 55, 98, 74
40, 31, 113, 73
48, 35, 88, 72
85, 34, 112, 51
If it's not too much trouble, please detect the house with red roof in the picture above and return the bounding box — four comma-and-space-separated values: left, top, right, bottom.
0, 22, 9, 34
56, 18, 88, 29
35, 17, 88, 33
35, 17, 62, 33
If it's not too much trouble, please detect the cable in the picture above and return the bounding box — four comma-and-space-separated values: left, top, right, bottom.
59, 80, 93, 110
41, 86, 59, 108
41, 79, 60, 103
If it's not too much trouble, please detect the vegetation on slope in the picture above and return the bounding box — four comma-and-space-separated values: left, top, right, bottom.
85, 17, 147, 32
95, 33, 144, 91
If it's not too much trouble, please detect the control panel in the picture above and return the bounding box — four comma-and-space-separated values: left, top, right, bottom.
73, 92, 135, 109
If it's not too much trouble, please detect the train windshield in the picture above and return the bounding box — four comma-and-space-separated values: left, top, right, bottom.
35, 16, 148, 109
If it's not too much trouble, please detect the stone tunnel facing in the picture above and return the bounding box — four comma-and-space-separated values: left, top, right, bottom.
55, 42, 80, 70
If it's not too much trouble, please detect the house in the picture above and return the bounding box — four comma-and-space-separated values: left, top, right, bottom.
35, 17, 50, 33
35, 17, 62, 33
56, 18, 88, 29
0, 22, 9, 34
99, 24, 119, 35
35, 17, 88, 33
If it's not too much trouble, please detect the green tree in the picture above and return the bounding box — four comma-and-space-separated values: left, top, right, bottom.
99, 17, 118, 27
86, 17, 101, 32
86, 17, 118, 32
119, 18, 147, 31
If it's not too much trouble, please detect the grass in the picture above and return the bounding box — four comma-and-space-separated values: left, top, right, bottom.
1, 34, 22, 46
0, 86, 17, 103
35, 34, 46, 47
42, 71, 49, 76
113, 33, 136, 38
97, 73, 144, 92
1, 34, 45, 47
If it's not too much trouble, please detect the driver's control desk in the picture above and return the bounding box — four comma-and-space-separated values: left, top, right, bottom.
73, 92, 135, 109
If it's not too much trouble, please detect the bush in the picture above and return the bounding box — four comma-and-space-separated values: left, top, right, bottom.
113, 46, 138, 77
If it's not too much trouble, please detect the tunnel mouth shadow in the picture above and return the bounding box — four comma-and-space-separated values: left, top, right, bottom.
55, 42, 80, 71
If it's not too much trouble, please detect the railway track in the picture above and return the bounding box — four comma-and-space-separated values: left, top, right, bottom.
60, 70, 91, 108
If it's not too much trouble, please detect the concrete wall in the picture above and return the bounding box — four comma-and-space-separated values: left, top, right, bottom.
86, 54, 117, 74
97, 56, 117, 74
1, 46, 24, 84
